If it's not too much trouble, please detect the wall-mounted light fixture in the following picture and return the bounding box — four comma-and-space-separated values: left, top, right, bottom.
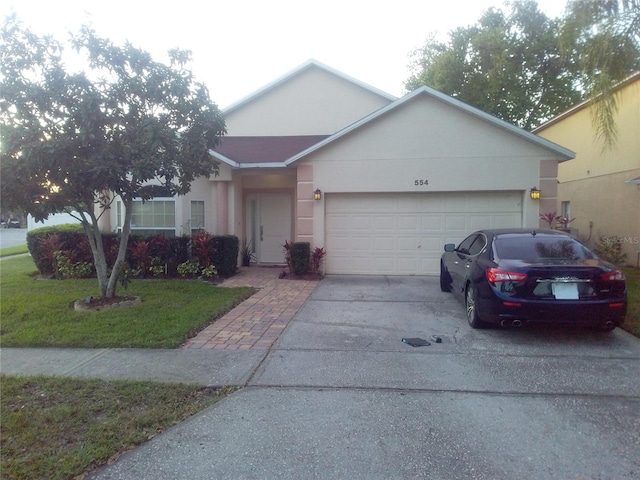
530, 187, 540, 200
314, 189, 322, 201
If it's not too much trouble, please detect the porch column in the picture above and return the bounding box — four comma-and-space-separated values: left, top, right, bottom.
538, 159, 559, 227
296, 164, 314, 243
216, 181, 229, 234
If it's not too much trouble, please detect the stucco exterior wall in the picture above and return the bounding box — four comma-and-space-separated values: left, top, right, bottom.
536, 77, 640, 263
223, 65, 393, 136
297, 94, 563, 250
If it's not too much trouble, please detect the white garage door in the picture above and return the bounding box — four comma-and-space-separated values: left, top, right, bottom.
325, 192, 522, 275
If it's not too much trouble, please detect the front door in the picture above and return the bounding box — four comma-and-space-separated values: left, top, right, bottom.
246, 193, 291, 264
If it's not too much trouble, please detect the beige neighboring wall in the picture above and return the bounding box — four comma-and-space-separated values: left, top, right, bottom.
535, 75, 640, 263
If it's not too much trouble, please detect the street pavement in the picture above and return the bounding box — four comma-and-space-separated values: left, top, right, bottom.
0, 227, 27, 249
2, 275, 640, 479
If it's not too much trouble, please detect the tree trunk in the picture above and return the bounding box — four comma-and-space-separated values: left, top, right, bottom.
81, 212, 109, 298
105, 198, 133, 298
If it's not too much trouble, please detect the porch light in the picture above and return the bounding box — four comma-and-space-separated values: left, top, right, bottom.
530, 187, 540, 200
314, 189, 322, 201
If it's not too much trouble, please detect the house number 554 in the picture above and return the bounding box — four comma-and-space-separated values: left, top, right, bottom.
414, 179, 429, 186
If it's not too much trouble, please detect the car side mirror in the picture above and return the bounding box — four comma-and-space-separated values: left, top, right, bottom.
444, 244, 455, 252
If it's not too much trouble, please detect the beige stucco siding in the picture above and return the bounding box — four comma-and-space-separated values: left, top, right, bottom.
224, 66, 393, 136
536, 77, 640, 263
302, 94, 552, 203
296, 94, 566, 260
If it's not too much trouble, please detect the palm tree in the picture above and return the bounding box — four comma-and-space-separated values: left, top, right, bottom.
561, 0, 640, 150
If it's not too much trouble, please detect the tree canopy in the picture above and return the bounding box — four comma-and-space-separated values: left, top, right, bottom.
560, 0, 640, 148
405, 0, 640, 139
0, 17, 225, 297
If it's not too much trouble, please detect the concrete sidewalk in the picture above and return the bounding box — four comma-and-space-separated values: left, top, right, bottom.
0, 266, 321, 385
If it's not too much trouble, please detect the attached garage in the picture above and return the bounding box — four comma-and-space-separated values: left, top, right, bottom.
325, 191, 523, 275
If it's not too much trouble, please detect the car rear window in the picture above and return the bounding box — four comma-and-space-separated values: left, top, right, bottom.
494, 236, 595, 260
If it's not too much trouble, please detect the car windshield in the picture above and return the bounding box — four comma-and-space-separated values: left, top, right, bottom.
494, 236, 596, 261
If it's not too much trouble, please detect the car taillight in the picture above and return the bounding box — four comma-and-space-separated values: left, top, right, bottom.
600, 270, 625, 282
486, 268, 527, 284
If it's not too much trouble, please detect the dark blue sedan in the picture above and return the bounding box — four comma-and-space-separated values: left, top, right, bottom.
440, 229, 627, 330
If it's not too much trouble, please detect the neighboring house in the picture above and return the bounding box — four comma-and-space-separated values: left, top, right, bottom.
99, 60, 574, 275
534, 72, 640, 265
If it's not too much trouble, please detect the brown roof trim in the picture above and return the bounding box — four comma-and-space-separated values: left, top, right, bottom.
212, 135, 330, 164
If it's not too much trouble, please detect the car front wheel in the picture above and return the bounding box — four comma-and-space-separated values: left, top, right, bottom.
465, 284, 487, 329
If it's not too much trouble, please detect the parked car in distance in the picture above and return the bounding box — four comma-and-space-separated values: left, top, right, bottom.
440, 229, 627, 330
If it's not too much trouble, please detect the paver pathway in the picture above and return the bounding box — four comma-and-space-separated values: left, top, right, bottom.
182, 266, 320, 350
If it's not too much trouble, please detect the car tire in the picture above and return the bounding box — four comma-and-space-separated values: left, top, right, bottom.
465, 283, 488, 329
440, 262, 451, 292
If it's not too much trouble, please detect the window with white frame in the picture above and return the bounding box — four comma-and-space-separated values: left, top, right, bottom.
190, 201, 205, 232
117, 199, 176, 236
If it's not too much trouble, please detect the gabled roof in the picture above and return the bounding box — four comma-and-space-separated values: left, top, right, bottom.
209, 72, 575, 169
222, 59, 397, 115
284, 85, 575, 165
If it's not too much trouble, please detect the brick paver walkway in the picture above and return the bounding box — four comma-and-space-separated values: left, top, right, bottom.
182, 266, 320, 350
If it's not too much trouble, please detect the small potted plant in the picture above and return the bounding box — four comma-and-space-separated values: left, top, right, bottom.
240, 239, 255, 267
539, 211, 557, 229
556, 216, 576, 232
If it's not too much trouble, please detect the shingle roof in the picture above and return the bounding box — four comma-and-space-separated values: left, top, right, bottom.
212, 135, 330, 165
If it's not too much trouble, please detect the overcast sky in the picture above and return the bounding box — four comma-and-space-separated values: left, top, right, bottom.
2, 0, 568, 109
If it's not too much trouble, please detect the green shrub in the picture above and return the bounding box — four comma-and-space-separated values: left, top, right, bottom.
212, 235, 239, 276
27, 226, 240, 279
53, 251, 94, 279
27, 224, 85, 275
290, 242, 310, 275
594, 235, 627, 266
177, 260, 201, 277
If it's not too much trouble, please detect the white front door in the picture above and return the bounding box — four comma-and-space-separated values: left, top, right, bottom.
247, 193, 291, 264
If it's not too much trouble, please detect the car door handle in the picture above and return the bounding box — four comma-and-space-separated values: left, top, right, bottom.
260, 225, 263, 241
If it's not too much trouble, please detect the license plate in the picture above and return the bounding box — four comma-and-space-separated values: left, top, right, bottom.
552, 282, 579, 300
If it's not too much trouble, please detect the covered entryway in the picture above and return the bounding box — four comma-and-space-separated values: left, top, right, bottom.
325, 191, 523, 275
246, 193, 292, 264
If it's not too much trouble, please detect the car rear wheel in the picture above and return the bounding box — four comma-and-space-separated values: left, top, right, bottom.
465, 284, 487, 329
440, 262, 451, 292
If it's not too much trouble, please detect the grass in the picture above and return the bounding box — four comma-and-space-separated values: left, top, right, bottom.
0, 255, 253, 478
0, 256, 253, 348
0, 244, 29, 257
0, 375, 235, 480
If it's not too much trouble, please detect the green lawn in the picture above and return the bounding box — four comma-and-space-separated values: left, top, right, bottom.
0, 255, 253, 348
0, 255, 253, 479
0, 244, 29, 257
1, 375, 234, 480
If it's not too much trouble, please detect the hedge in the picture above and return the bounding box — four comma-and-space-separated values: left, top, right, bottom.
290, 242, 310, 275
27, 224, 239, 277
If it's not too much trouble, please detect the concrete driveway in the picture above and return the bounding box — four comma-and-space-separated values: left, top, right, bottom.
91, 275, 640, 479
